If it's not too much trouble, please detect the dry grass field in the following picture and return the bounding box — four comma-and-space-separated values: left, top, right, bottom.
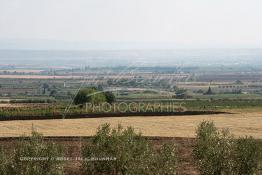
0, 111, 261, 138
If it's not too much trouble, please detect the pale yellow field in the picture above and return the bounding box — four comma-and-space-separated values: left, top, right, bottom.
0, 111, 261, 138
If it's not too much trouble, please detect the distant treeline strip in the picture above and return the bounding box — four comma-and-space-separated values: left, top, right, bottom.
0, 111, 229, 121
0, 99, 55, 103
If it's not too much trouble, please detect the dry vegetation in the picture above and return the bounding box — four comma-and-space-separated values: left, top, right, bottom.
0, 111, 261, 138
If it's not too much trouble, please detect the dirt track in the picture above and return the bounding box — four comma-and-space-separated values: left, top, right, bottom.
0, 111, 261, 138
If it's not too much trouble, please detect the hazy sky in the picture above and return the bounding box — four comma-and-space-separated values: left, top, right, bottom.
1, 0, 262, 49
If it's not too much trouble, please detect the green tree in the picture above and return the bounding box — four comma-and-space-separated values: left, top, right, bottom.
104, 91, 116, 104
50, 90, 57, 97
174, 87, 187, 99
204, 86, 213, 95
97, 84, 104, 91
235, 80, 243, 84
74, 88, 106, 105
42, 83, 50, 94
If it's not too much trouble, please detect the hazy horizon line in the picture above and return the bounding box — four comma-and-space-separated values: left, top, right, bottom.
1, 38, 262, 51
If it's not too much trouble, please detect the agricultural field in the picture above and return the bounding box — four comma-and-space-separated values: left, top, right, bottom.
0, 111, 262, 138
0, 66, 261, 119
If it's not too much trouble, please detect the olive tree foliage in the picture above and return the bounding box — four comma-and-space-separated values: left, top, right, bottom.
193, 121, 235, 175
81, 124, 177, 175
194, 121, 262, 175
0, 147, 11, 175
0, 132, 64, 175
234, 136, 262, 175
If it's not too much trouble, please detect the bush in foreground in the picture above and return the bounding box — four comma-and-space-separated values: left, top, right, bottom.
81, 123, 177, 175
0, 132, 63, 175
0, 147, 11, 175
194, 121, 262, 175
234, 136, 262, 175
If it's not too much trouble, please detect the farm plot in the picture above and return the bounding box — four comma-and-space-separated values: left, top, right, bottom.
0, 111, 261, 138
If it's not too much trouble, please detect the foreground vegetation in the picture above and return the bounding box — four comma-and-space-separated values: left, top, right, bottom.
0, 124, 177, 175
0, 122, 261, 174
0, 132, 63, 175
82, 124, 177, 175
194, 121, 262, 175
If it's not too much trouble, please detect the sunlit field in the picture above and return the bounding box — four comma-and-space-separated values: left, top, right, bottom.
0, 110, 261, 138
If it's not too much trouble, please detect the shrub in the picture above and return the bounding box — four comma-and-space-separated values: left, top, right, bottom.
0, 147, 11, 175
81, 124, 177, 175
234, 136, 262, 175
155, 143, 177, 175
4, 132, 64, 175
194, 121, 262, 175
194, 121, 227, 175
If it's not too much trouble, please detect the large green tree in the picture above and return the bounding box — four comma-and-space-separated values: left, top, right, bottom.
74, 88, 106, 105
104, 91, 116, 104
